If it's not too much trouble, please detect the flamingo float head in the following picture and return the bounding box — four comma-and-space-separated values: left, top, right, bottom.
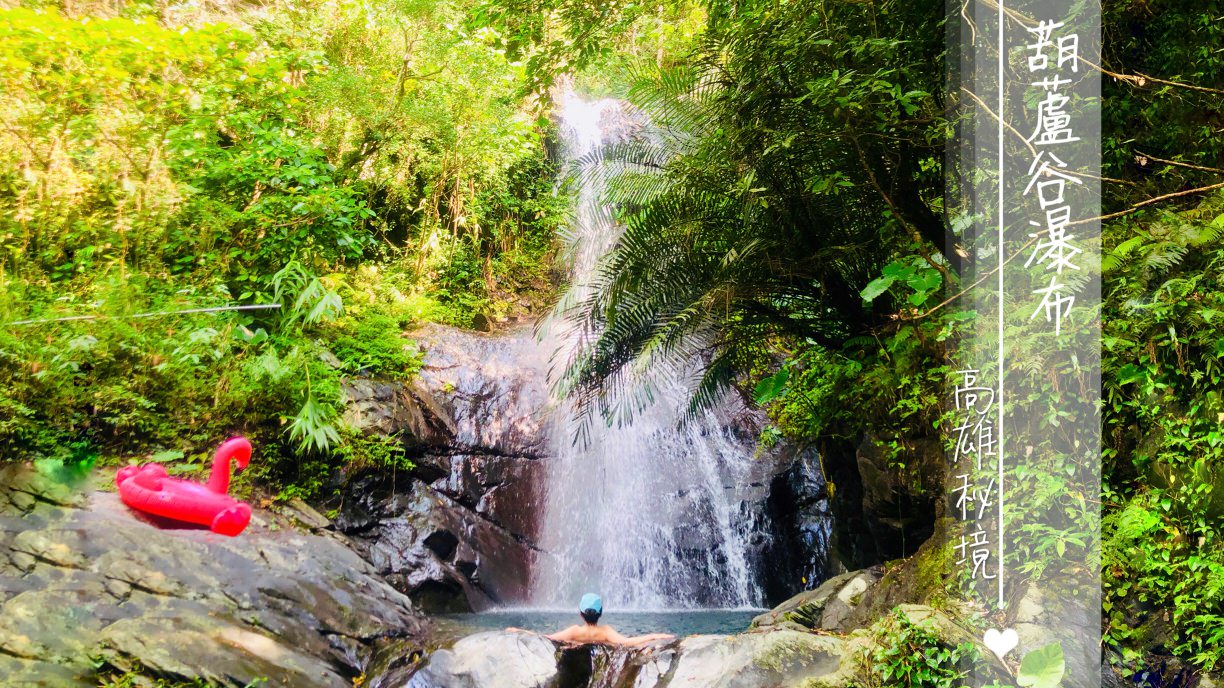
216, 437, 252, 472
206, 437, 252, 495
116, 464, 141, 486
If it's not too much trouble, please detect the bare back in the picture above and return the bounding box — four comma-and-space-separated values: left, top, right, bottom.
544, 624, 672, 647
546, 624, 628, 645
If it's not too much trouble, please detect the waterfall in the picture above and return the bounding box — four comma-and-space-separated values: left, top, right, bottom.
528, 90, 765, 611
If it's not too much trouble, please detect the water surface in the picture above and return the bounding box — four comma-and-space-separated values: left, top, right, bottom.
438, 609, 762, 638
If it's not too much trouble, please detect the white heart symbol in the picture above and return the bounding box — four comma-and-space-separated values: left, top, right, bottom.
983, 628, 1019, 660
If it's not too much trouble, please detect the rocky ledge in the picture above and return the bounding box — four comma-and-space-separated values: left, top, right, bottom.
0, 465, 424, 687
395, 628, 855, 688
392, 569, 1011, 688
396, 549, 1163, 688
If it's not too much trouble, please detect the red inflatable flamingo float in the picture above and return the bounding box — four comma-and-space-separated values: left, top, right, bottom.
116, 437, 254, 536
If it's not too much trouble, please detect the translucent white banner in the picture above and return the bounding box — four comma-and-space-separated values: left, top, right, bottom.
948, 0, 1101, 685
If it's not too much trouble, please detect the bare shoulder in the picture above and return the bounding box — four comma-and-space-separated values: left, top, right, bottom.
597, 625, 629, 644
545, 624, 584, 642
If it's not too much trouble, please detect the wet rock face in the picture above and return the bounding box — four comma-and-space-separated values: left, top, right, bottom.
394, 632, 559, 688
653, 398, 834, 608
418, 452, 544, 543
341, 324, 553, 463
854, 432, 943, 558
819, 431, 943, 571
408, 323, 553, 458
340, 323, 834, 612
333, 469, 539, 613
336, 324, 551, 612
343, 378, 421, 438
761, 448, 833, 601
0, 466, 423, 688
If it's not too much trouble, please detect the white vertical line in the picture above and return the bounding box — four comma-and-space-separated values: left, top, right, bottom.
997, 0, 1007, 610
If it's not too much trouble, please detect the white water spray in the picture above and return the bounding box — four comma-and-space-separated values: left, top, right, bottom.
528, 91, 764, 610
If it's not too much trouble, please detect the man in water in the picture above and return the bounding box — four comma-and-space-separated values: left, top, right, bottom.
508, 593, 674, 647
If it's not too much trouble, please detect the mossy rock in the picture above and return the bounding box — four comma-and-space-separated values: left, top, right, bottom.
752, 568, 883, 632
841, 516, 962, 630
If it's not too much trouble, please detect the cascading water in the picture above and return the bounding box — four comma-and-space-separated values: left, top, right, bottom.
528, 90, 766, 611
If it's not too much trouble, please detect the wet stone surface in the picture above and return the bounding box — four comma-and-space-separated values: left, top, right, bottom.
335, 323, 832, 614
0, 465, 424, 687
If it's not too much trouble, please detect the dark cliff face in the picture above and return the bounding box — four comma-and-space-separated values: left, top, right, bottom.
333, 456, 545, 613
762, 448, 833, 601
819, 432, 943, 572
333, 324, 551, 612
335, 323, 833, 612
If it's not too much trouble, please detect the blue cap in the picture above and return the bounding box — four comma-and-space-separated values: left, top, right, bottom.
579, 593, 602, 615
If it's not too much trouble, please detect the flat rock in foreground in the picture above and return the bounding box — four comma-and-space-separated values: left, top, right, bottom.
0, 466, 424, 687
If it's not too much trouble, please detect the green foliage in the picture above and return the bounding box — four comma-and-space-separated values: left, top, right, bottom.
861, 258, 944, 308
0, 6, 364, 283
33, 442, 98, 487
555, 0, 951, 429
752, 368, 790, 406
1017, 643, 1067, 688
327, 312, 422, 378
0, 0, 563, 308
0, 0, 565, 502
857, 609, 975, 688
270, 0, 565, 326
1101, 0, 1224, 210
93, 657, 266, 687
336, 426, 414, 473
763, 323, 954, 472
97, 671, 213, 688
0, 278, 318, 490
469, 0, 705, 96
1101, 192, 1224, 670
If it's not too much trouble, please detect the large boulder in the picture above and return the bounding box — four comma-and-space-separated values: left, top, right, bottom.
662, 630, 852, 688
400, 632, 560, 688
0, 465, 424, 687
758, 563, 1108, 687
750, 567, 883, 633
393, 630, 857, 688
332, 470, 538, 613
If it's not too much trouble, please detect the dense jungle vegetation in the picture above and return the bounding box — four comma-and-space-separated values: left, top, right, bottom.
1, 0, 1221, 678
0, 0, 573, 494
